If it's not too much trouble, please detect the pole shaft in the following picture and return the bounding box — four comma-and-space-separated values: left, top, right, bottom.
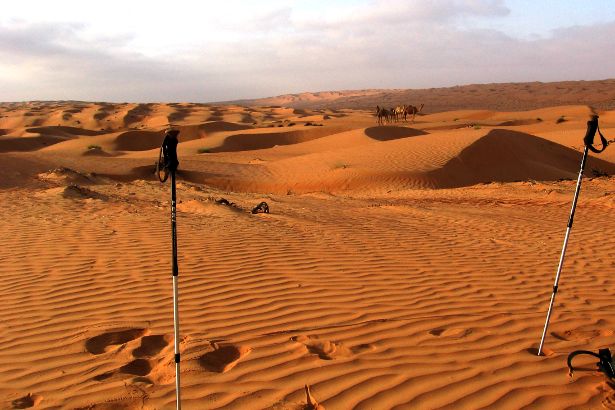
538, 146, 589, 355
171, 171, 181, 409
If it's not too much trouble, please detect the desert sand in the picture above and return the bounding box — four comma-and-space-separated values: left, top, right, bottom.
2, 96, 615, 409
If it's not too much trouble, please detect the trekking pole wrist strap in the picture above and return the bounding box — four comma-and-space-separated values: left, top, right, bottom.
584, 115, 609, 153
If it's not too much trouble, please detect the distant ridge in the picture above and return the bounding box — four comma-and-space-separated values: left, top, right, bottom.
225, 79, 615, 112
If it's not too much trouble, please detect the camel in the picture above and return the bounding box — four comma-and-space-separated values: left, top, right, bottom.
393, 105, 406, 122
375, 105, 391, 125
404, 104, 424, 122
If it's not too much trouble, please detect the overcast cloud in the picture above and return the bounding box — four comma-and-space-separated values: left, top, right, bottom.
1, 0, 614, 102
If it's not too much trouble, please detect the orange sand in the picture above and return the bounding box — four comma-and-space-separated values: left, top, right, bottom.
1, 100, 615, 408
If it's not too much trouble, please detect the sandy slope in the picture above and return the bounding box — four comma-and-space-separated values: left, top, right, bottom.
2, 101, 615, 409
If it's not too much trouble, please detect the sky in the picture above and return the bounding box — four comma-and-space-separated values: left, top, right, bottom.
1, 0, 615, 102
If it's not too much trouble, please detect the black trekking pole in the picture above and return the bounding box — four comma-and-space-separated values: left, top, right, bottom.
537, 115, 608, 356
157, 129, 181, 408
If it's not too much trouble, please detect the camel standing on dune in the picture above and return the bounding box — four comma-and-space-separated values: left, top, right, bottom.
404, 104, 424, 122
393, 106, 405, 122
376, 106, 391, 125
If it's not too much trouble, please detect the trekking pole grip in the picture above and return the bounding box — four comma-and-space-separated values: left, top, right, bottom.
583, 115, 599, 148
163, 129, 180, 173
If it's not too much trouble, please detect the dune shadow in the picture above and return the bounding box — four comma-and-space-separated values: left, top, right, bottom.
240, 114, 256, 124
426, 129, 615, 188
198, 121, 253, 133
123, 103, 154, 127
93, 110, 110, 121
0, 136, 67, 153
26, 126, 105, 137
498, 119, 543, 126
364, 126, 428, 141
210, 127, 339, 153
168, 109, 192, 123
113, 130, 164, 151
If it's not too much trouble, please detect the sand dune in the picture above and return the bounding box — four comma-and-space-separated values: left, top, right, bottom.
427, 129, 615, 188
2, 100, 615, 408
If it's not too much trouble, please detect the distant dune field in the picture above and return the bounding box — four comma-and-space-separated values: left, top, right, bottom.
228, 79, 615, 112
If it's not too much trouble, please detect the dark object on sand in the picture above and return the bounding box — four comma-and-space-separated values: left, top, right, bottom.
251, 201, 269, 214
567, 348, 615, 380
216, 198, 236, 207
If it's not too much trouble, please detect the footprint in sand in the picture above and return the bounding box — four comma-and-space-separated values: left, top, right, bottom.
292, 335, 374, 360
429, 328, 473, 338
132, 335, 171, 358
120, 358, 153, 376
85, 328, 147, 355
198, 343, 252, 373
89, 331, 171, 383
93, 358, 156, 381
551, 329, 614, 342
11, 393, 42, 409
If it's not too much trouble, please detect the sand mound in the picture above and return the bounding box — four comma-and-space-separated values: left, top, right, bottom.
60, 184, 107, 200
37, 167, 95, 185
82, 146, 114, 157
177, 199, 243, 216
427, 129, 615, 188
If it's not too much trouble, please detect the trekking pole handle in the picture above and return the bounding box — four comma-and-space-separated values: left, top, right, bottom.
163, 129, 180, 174
583, 115, 599, 148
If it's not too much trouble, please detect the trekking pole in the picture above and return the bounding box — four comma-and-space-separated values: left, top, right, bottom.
158, 129, 181, 408
537, 115, 608, 356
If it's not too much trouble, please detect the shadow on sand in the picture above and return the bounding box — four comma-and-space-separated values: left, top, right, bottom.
364, 126, 428, 141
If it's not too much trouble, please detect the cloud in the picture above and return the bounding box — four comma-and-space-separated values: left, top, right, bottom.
0, 21, 224, 101
295, 0, 510, 29
0, 2, 614, 102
